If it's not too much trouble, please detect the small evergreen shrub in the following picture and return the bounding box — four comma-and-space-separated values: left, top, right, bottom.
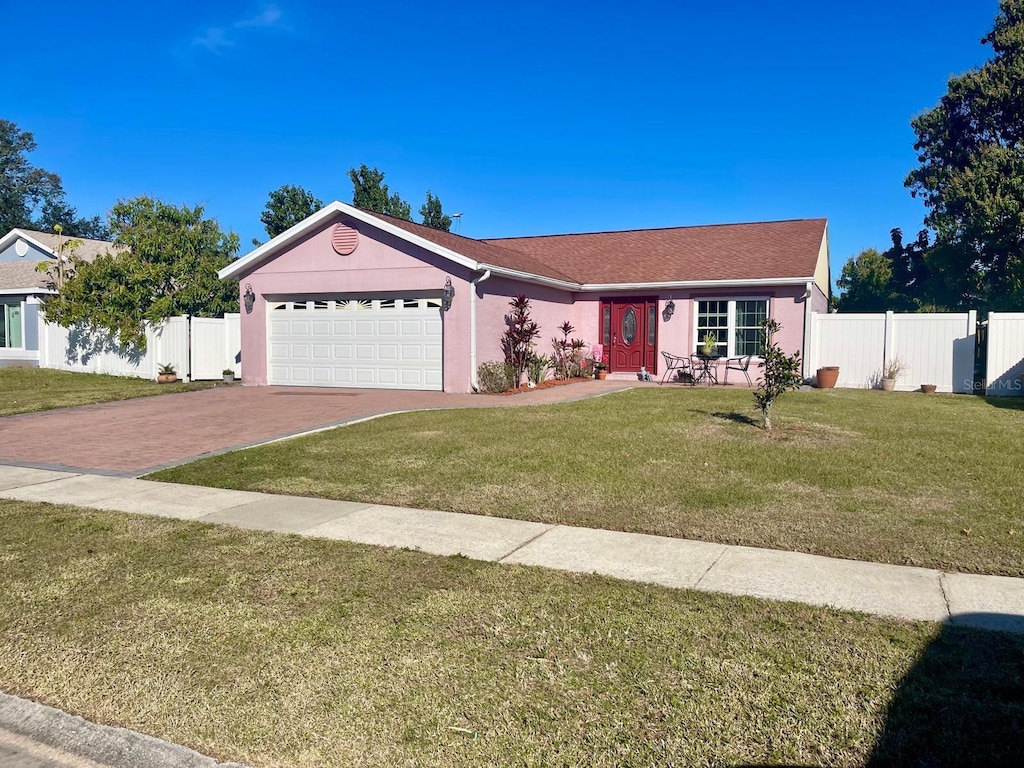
477, 361, 514, 393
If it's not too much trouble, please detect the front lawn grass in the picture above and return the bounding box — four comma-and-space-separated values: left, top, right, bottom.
2, 499, 1022, 767
151, 387, 1024, 577
0, 367, 215, 417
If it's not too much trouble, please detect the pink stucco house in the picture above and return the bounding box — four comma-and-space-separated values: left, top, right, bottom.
219, 202, 830, 392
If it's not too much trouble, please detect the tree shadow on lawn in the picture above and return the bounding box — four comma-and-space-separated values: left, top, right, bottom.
983, 395, 1024, 413
734, 615, 1024, 767
699, 410, 759, 427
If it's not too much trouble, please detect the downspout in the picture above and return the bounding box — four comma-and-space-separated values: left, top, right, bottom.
802, 280, 814, 380
469, 269, 492, 391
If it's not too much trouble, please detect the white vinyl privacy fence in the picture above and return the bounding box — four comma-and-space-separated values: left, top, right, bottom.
986, 312, 1024, 396
807, 311, 978, 393
38, 314, 241, 381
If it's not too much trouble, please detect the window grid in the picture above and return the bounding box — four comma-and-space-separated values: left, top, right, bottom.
696, 299, 768, 357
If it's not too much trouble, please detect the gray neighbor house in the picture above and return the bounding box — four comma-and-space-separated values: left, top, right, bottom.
0, 228, 115, 366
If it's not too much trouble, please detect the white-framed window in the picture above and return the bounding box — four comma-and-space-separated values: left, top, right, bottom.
1, 302, 23, 349
695, 298, 768, 357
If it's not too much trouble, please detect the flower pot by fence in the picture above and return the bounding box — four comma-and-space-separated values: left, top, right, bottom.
816, 366, 839, 388
880, 378, 896, 391
921, 384, 937, 394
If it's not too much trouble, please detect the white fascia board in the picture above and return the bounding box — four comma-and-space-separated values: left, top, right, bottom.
478, 263, 582, 291
0, 228, 56, 258
0, 287, 54, 295
219, 201, 481, 281
578, 277, 815, 292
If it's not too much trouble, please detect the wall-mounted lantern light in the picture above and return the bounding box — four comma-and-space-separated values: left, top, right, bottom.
441, 277, 455, 312
243, 283, 255, 314
662, 297, 675, 322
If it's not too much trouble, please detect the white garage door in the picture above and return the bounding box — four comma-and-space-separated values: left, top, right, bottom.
268, 297, 443, 390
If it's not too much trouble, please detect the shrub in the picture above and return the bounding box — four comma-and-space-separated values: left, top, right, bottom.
501, 295, 541, 388
477, 361, 514, 393
527, 353, 551, 385
551, 322, 588, 379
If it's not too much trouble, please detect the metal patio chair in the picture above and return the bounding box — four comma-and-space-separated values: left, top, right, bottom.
724, 354, 754, 386
660, 351, 692, 385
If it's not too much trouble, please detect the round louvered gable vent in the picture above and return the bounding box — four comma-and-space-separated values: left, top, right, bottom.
331, 223, 359, 255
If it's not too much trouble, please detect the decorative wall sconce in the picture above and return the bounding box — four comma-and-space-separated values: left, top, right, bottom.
441, 277, 455, 312
662, 297, 676, 322
243, 283, 255, 314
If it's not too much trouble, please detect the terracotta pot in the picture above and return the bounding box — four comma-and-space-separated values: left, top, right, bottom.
596, 370, 607, 380
816, 366, 839, 389
880, 378, 896, 392
921, 384, 937, 394
157, 373, 178, 384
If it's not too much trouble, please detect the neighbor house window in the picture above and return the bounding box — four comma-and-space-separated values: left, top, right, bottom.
1, 303, 23, 349
695, 299, 768, 356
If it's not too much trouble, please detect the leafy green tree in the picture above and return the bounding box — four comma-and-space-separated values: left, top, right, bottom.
42, 196, 239, 349
834, 248, 896, 312
259, 184, 323, 240
347, 164, 411, 220
419, 190, 452, 231
905, 0, 1024, 311
35, 194, 110, 240
0, 119, 62, 233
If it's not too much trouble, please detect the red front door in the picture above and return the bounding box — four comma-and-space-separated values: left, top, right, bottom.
602, 298, 658, 373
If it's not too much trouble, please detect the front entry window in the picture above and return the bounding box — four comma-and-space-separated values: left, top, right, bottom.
622, 308, 637, 344
696, 299, 768, 356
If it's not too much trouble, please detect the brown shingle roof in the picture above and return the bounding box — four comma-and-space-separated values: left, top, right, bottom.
16, 229, 120, 262
0, 261, 49, 291
371, 213, 579, 283
484, 218, 827, 284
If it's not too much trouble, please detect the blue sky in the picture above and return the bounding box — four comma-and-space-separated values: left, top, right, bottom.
3, 0, 1001, 285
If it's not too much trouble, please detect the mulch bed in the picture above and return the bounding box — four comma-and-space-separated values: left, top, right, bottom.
481, 377, 594, 396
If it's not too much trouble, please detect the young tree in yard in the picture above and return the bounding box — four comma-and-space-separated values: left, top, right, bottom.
259, 184, 323, 240
42, 196, 240, 349
905, 0, 1024, 311
348, 164, 411, 220
419, 190, 452, 231
501, 294, 541, 387
752, 319, 803, 431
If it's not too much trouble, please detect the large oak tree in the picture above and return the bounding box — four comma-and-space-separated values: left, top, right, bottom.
906, 0, 1024, 311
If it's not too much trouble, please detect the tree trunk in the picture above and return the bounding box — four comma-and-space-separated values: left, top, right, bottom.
762, 402, 773, 431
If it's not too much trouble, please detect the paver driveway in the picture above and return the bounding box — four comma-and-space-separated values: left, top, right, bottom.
0, 382, 627, 476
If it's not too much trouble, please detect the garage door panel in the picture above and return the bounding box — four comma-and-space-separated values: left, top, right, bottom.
269, 300, 443, 390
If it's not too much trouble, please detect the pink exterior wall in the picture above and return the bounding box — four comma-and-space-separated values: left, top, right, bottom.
235, 215, 474, 391
474, 277, 574, 368
235, 212, 815, 389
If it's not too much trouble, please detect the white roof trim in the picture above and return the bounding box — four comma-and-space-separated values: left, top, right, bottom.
578, 277, 814, 292
219, 201, 481, 281
0, 228, 56, 258
217, 203, 820, 292
0, 287, 55, 296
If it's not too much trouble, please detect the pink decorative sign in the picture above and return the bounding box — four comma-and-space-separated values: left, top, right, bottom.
331, 223, 359, 255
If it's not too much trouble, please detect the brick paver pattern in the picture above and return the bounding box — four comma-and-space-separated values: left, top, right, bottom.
0, 381, 629, 475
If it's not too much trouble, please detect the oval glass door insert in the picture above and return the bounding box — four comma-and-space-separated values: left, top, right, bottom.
622, 308, 637, 344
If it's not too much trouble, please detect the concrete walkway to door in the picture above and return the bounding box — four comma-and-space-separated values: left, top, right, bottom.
0, 381, 630, 476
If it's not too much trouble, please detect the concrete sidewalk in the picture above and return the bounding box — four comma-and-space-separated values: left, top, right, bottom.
2, 465, 1023, 633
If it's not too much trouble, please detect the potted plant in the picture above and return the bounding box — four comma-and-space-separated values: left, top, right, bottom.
816, 366, 840, 388
880, 357, 905, 391
594, 352, 609, 380
157, 363, 178, 384
701, 332, 719, 358
222, 368, 235, 383
921, 383, 937, 394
